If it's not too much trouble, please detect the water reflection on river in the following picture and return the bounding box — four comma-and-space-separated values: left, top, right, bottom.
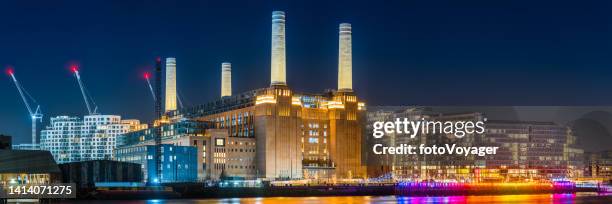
152, 193, 610, 204
61, 193, 612, 204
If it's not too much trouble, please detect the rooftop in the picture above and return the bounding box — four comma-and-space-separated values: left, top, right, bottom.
0, 150, 60, 174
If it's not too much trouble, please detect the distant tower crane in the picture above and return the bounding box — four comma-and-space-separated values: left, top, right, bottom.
71, 65, 98, 115
154, 57, 163, 183
6, 67, 43, 146
143, 71, 184, 109
144, 72, 156, 101
177, 92, 184, 109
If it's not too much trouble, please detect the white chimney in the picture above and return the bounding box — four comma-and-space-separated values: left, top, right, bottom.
165, 57, 177, 112
270, 11, 287, 86
221, 62, 232, 97
338, 23, 353, 92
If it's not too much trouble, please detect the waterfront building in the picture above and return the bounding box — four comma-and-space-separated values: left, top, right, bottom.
584, 151, 612, 180
204, 129, 257, 181
58, 160, 143, 187
422, 112, 487, 181
365, 107, 427, 179
565, 129, 585, 178
0, 150, 61, 186
168, 12, 366, 181
116, 145, 196, 183
116, 120, 210, 181
485, 120, 584, 180
116, 120, 256, 182
365, 106, 585, 181
365, 107, 485, 181
39, 115, 146, 163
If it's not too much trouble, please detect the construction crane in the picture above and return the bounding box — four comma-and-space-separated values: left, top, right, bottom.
154, 57, 163, 184
177, 91, 184, 109
144, 71, 184, 109
71, 65, 98, 115
6, 67, 43, 146
143, 72, 156, 101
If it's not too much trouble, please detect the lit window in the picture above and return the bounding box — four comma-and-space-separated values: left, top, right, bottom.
215, 138, 225, 146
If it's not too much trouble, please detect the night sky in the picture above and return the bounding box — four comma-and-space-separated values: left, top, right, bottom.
2, 0, 612, 146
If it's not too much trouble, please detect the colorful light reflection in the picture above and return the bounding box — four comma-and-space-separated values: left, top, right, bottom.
396, 180, 577, 195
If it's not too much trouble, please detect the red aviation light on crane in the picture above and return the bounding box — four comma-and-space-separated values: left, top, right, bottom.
5, 66, 14, 76
143, 72, 151, 79
70, 64, 79, 73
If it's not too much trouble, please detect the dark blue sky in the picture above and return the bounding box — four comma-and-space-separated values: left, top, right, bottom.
2, 0, 612, 144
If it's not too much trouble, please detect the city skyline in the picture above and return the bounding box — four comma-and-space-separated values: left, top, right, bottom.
1, 2, 611, 202
3, 0, 612, 145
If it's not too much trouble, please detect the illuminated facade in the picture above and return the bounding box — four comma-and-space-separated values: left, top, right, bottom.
426, 112, 488, 181
485, 120, 584, 180
205, 129, 257, 180
39, 115, 146, 163
115, 144, 196, 183
117, 120, 210, 181
365, 107, 585, 181
366, 107, 425, 179
116, 120, 256, 181
365, 107, 485, 181
168, 12, 366, 180
584, 151, 612, 179
178, 88, 367, 180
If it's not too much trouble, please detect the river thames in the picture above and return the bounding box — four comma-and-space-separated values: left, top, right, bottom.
55, 193, 612, 203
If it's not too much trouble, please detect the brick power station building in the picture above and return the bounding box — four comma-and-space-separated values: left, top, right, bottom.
177, 12, 366, 180
118, 11, 366, 182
